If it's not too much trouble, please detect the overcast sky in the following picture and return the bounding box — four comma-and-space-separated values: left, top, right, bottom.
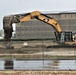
0, 0, 76, 30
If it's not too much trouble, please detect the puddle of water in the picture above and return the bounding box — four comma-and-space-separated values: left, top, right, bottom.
0, 59, 76, 70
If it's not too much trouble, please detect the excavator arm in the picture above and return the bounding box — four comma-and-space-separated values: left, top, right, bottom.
3, 11, 62, 40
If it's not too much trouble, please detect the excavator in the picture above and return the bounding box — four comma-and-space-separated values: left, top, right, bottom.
3, 11, 76, 48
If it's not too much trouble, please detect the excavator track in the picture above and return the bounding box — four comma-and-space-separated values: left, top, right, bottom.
47, 45, 76, 48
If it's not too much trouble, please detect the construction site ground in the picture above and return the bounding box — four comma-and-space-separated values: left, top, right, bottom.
0, 40, 76, 75
0, 40, 76, 59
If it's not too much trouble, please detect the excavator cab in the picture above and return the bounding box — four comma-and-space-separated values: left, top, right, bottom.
61, 32, 73, 42
55, 32, 73, 44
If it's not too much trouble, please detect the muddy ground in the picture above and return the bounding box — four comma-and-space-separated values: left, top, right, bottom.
0, 70, 76, 75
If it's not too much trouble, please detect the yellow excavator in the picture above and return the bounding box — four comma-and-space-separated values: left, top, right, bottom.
3, 11, 76, 48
